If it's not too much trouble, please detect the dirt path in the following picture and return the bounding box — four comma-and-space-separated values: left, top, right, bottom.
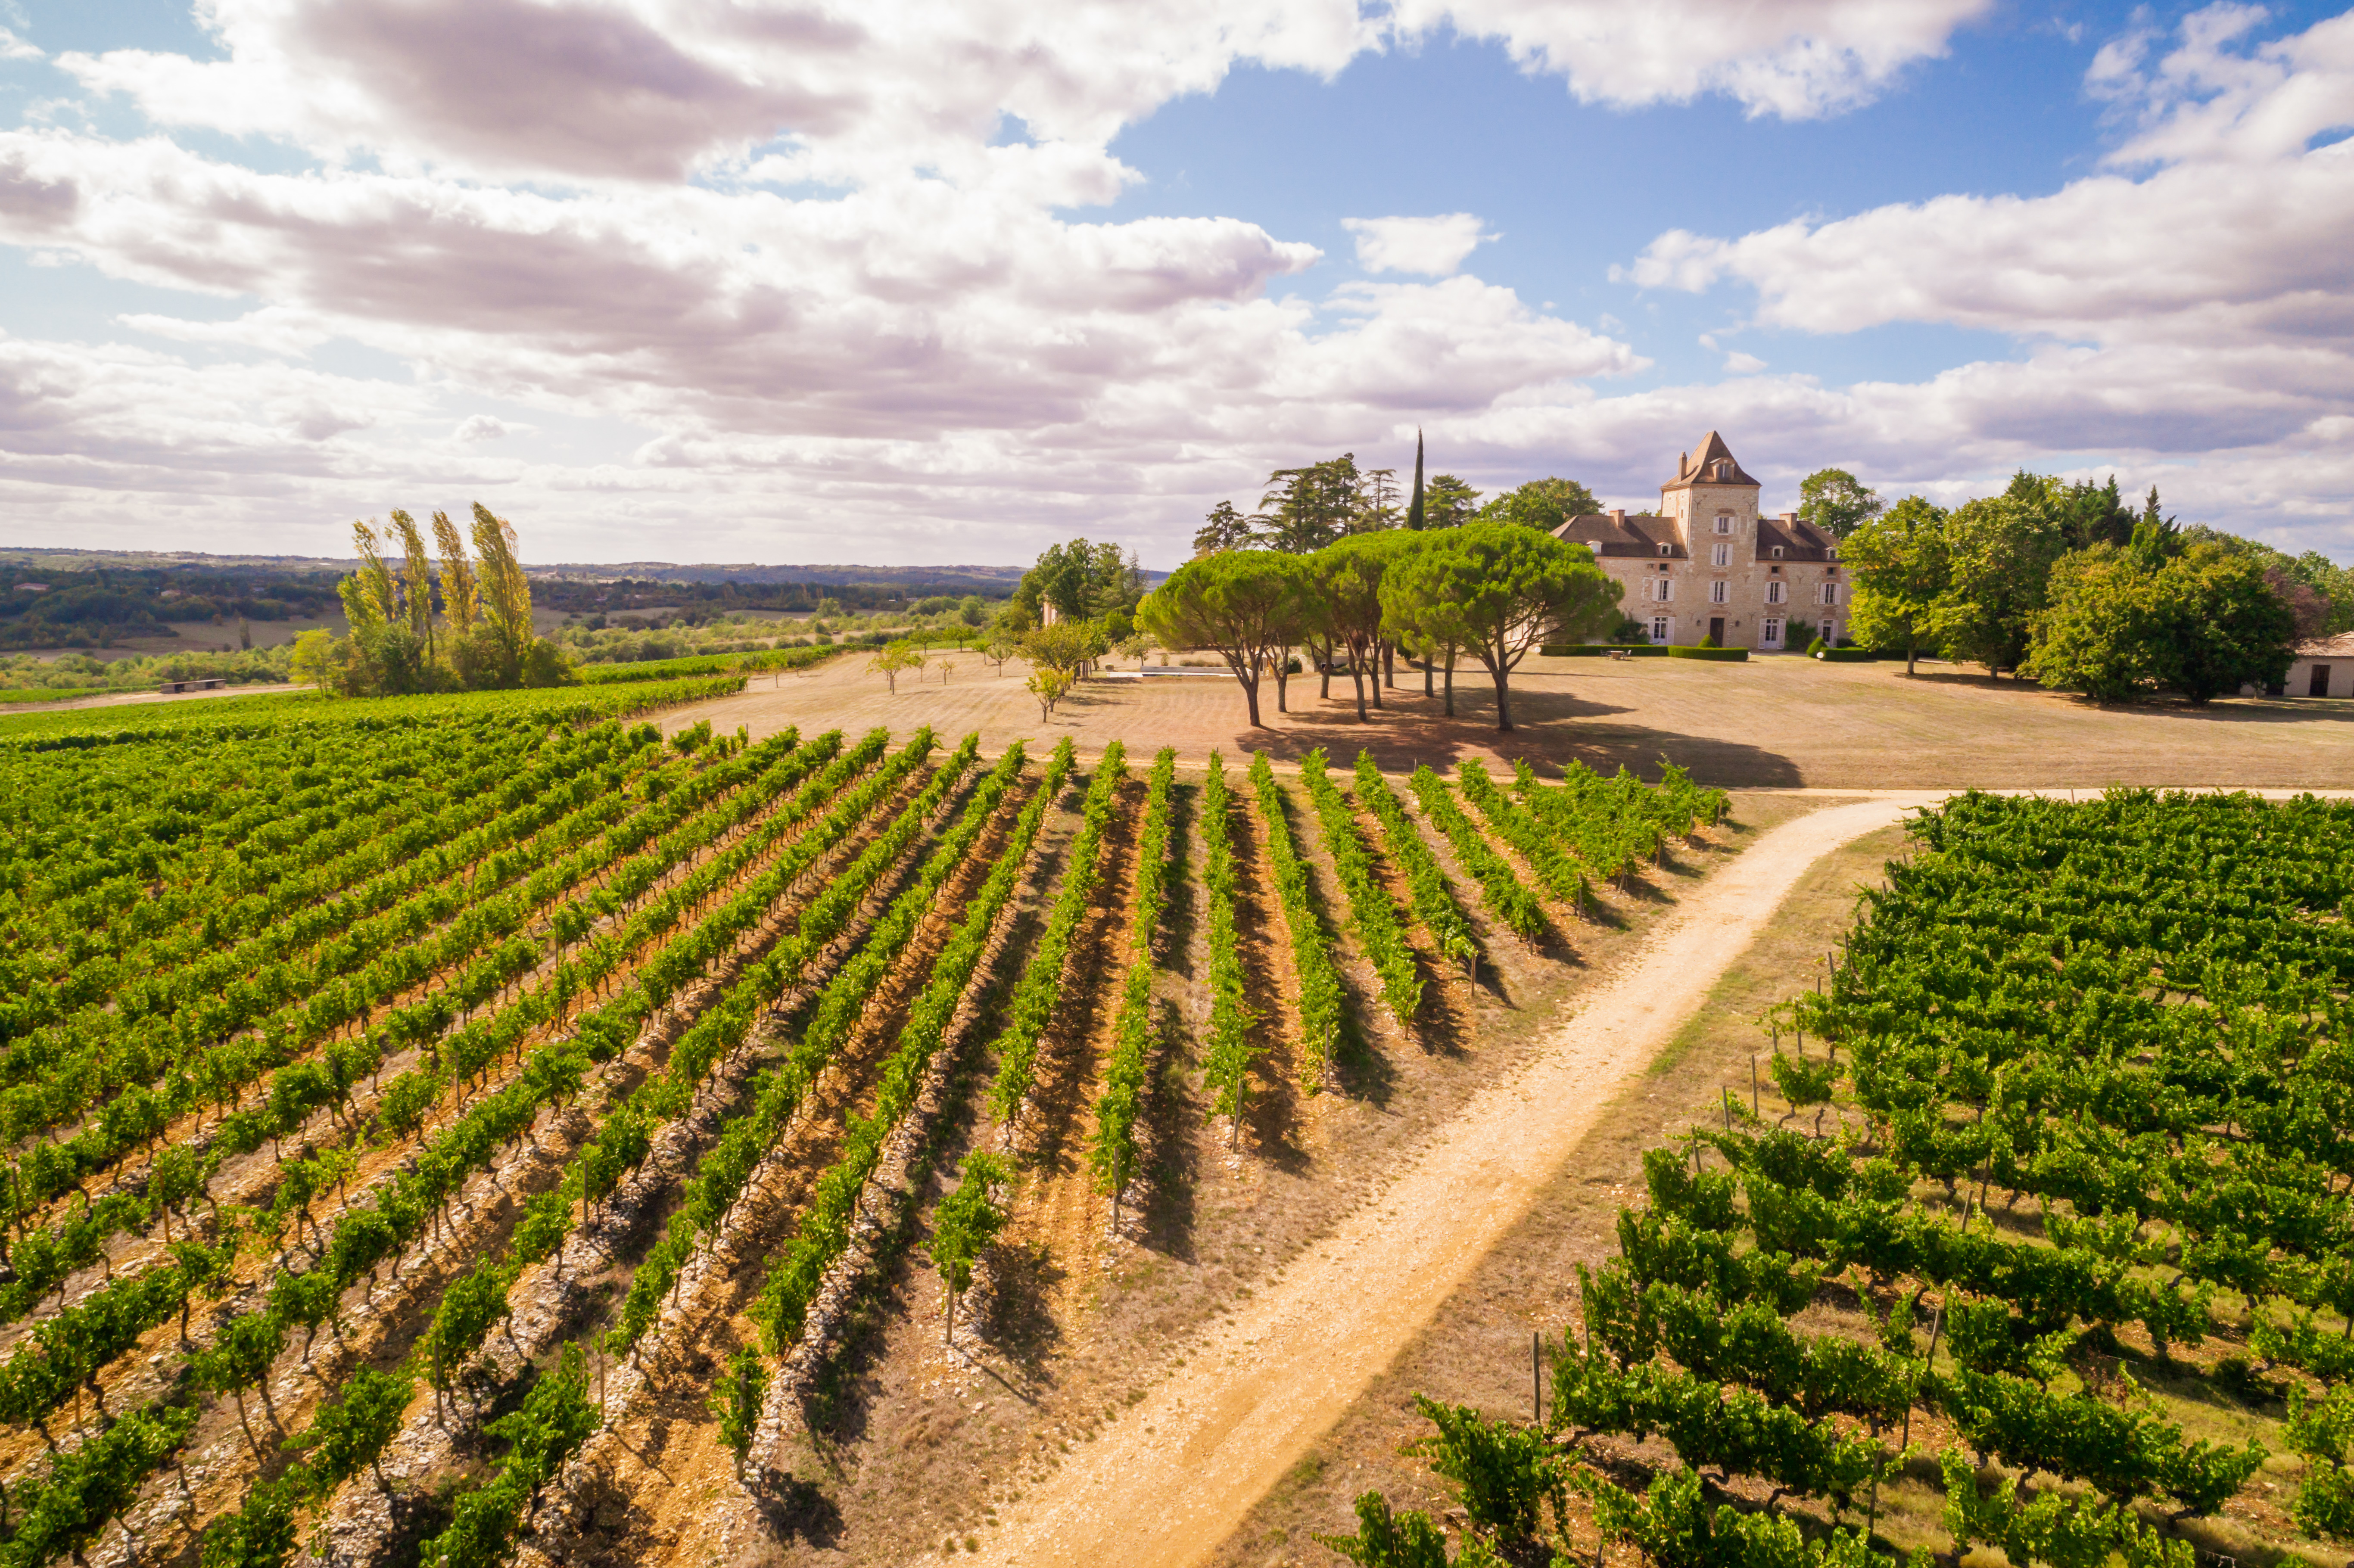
961, 792, 1943, 1568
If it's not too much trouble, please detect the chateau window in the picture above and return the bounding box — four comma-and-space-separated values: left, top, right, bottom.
1650, 617, 1669, 643
1763, 619, 1783, 647
1820, 582, 1839, 606
1771, 546, 1785, 559
1711, 543, 1729, 567
1766, 581, 1786, 604
1655, 579, 1672, 602
1714, 515, 1732, 535
1709, 580, 1729, 605
1827, 547, 1838, 560
1657, 543, 1672, 557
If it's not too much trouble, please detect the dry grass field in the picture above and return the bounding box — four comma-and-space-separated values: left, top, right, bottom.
665, 648, 2354, 790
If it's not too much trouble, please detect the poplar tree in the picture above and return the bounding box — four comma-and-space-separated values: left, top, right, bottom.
338, 520, 397, 631
469, 502, 535, 670
432, 509, 480, 632
388, 510, 437, 663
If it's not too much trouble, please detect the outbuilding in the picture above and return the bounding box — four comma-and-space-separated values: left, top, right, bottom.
2282, 633, 2354, 697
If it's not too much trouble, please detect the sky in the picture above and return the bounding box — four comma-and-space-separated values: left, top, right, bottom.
0, 0, 2348, 569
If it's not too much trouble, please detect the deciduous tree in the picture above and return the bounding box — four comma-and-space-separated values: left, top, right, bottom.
1931, 495, 2067, 677
1795, 469, 1884, 540
1478, 477, 1602, 532
1844, 496, 1950, 675
868, 638, 922, 693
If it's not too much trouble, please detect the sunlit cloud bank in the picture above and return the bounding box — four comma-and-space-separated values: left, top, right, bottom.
0, 0, 2344, 562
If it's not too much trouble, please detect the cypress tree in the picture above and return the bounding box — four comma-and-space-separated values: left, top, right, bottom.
1405, 427, 1426, 530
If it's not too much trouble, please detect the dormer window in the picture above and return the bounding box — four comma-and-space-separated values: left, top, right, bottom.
1771, 546, 1785, 559
1657, 543, 1671, 557
1826, 546, 1838, 560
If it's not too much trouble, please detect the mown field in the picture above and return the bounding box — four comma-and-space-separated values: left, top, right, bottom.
0, 676, 1728, 1568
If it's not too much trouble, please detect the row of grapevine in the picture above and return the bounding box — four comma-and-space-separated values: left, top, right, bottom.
1199, 754, 1257, 1144
1340, 788, 2354, 1567
0, 728, 855, 1300
984, 740, 1127, 1132
1089, 746, 1177, 1215
1408, 764, 1547, 942
187, 732, 966, 1567
607, 736, 1019, 1356
1297, 749, 1421, 1024
1350, 750, 1479, 978
748, 738, 1080, 1361
0, 716, 562, 1048
0, 714, 1778, 1568
349, 734, 991, 1568
6, 732, 922, 1549
1248, 752, 1346, 1086
1456, 759, 1588, 909
0, 725, 800, 1225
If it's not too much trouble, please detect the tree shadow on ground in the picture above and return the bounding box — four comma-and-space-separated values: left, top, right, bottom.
1202, 676, 1805, 789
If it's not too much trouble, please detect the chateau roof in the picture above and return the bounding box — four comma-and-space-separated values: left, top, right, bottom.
1552, 512, 1685, 558
1662, 431, 1759, 491
1757, 514, 1839, 562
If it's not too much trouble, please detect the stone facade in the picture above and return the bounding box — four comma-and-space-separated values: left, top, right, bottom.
1551, 432, 1846, 651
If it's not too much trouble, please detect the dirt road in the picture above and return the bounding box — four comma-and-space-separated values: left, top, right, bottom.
960, 792, 1942, 1568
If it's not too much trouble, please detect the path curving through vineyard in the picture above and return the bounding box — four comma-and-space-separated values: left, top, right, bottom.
962, 792, 1944, 1568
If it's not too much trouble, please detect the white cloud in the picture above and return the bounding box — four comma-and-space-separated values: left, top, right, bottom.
1343, 213, 1492, 275
1606, 6, 2354, 533
0, 0, 2344, 561
1386, 0, 1994, 119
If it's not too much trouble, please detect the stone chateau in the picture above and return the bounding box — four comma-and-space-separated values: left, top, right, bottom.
1551, 432, 1843, 651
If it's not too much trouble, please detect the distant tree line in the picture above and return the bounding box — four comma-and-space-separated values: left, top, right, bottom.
1839, 470, 2342, 702
0, 565, 342, 651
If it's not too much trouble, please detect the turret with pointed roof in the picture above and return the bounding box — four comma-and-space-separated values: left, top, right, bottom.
1662, 431, 1760, 492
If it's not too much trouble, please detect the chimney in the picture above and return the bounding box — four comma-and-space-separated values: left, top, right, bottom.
1610, 508, 1626, 526
1680, 451, 1689, 476
1781, 511, 1798, 526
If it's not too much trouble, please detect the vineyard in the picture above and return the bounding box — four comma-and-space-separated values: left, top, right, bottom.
1335, 787, 2354, 1568
0, 678, 1744, 1568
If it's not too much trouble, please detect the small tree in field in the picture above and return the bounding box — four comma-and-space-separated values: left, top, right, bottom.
934, 1152, 1014, 1346
1025, 667, 1069, 721
984, 633, 1017, 675
869, 639, 923, 692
